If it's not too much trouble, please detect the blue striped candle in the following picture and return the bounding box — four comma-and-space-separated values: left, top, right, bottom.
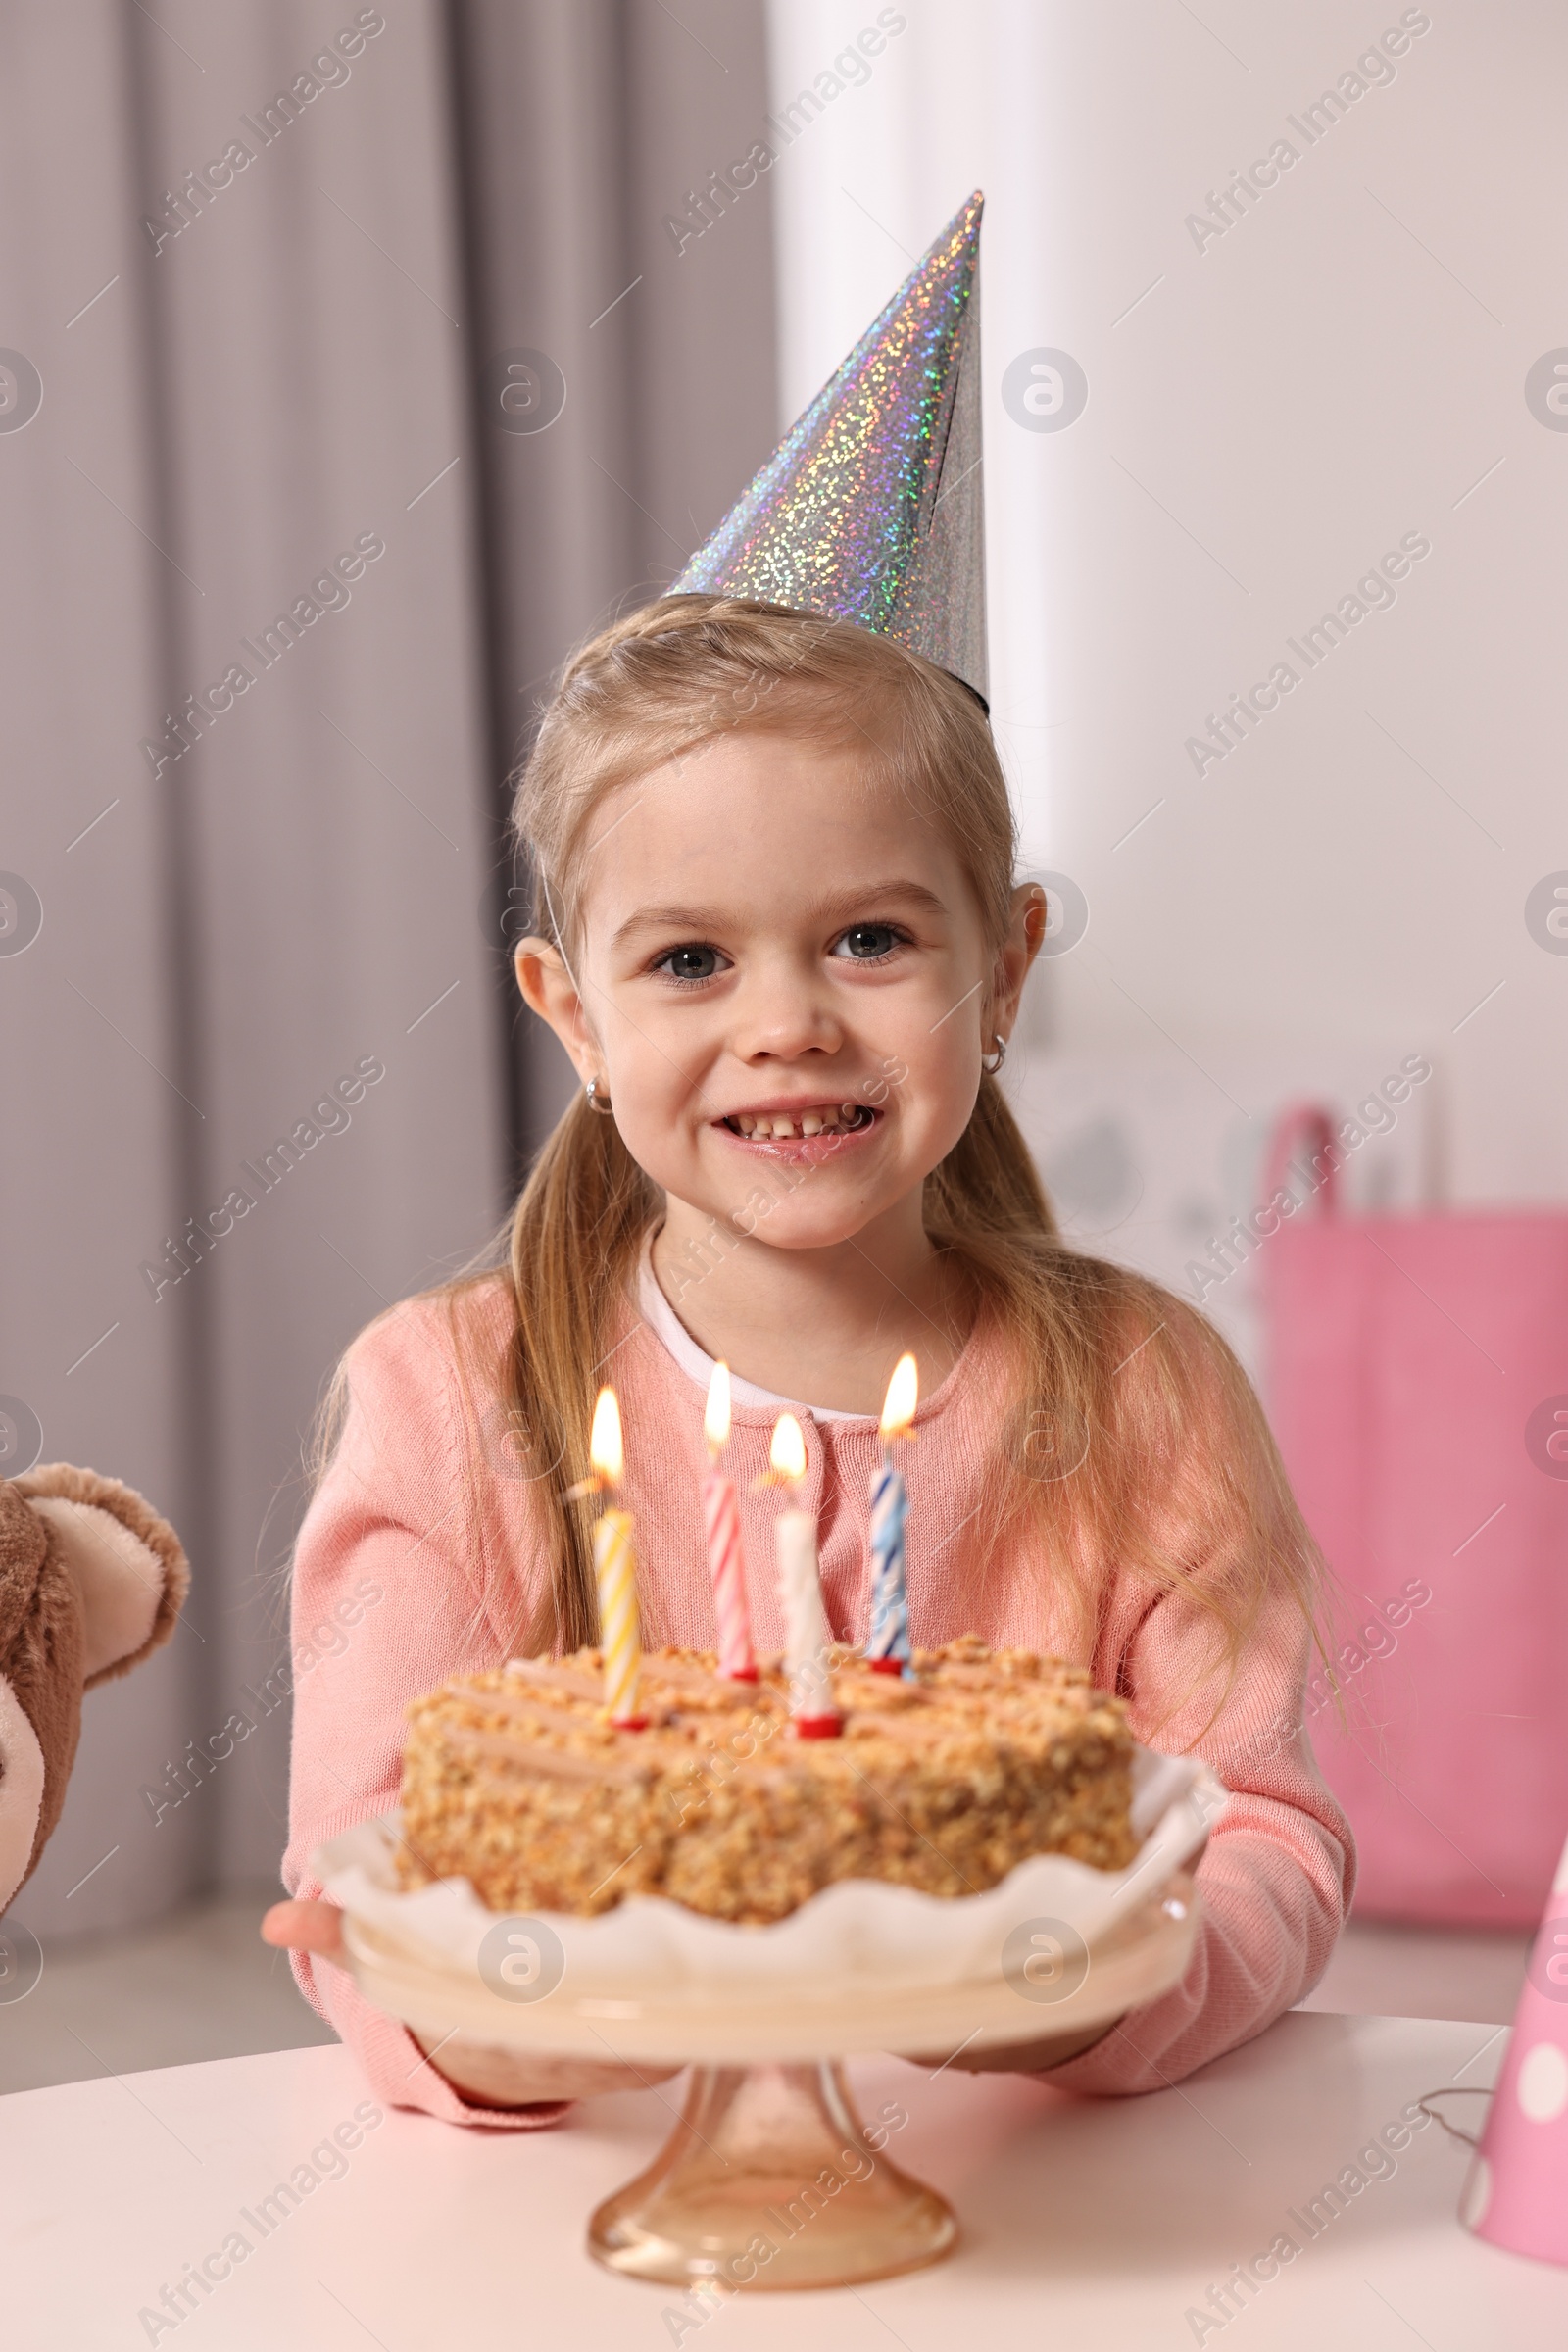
866, 1453, 909, 1668
866, 1353, 917, 1671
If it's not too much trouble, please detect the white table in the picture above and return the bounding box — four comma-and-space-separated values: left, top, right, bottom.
2, 2011, 1563, 2348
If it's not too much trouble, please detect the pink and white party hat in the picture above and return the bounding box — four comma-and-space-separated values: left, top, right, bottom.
1461, 1830, 1568, 2263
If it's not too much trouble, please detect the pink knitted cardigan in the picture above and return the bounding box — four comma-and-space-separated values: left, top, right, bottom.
283, 1269, 1353, 2128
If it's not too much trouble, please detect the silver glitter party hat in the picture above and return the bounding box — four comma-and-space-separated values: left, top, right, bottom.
670, 191, 987, 705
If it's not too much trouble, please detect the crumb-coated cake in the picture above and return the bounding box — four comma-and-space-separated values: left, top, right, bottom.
397, 1637, 1137, 1924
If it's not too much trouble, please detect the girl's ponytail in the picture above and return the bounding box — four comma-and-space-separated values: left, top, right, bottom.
506, 1090, 657, 1651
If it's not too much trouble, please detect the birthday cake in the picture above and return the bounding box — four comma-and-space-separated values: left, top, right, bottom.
397, 1639, 1137, 1925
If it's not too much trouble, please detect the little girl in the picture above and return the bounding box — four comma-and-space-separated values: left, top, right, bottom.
266, 596, 1352, 2126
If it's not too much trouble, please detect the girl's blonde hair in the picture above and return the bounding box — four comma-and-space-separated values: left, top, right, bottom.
436, 597, 1321, 1724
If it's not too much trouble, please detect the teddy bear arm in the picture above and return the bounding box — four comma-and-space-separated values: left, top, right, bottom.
0, 1674, 49, 1916
0, 1487, 85, 1913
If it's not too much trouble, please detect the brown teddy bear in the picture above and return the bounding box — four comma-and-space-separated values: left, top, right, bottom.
0, 1466, 188, 1915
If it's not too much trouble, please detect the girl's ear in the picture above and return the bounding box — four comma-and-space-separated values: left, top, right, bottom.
513, 937, 598, 1085
988, 883, 1049, 1045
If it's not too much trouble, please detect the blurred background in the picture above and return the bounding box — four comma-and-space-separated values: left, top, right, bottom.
3, 0, 1565, 2087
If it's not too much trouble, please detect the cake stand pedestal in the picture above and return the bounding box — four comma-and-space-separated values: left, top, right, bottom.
590, 2058, 955, 2288
338, 1869, 1198, 2293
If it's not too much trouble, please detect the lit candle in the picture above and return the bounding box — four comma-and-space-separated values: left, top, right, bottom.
767, 1413, 840, 1738
588, 1386, 646, 1728
703, 1361, 757, 1682
867, 1352, 917, 1675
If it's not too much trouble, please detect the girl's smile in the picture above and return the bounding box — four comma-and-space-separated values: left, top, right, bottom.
715, 1097, 877, 1152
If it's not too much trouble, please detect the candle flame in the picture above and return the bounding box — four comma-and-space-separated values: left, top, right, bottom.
769, 1412, 808, 1484
589, 1386, 624, 1485
705, 1359, 732, 1455
880, 1352, 919, 1442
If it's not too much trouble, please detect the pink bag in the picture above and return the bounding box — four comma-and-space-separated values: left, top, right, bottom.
1259, 1105, 1568, 1926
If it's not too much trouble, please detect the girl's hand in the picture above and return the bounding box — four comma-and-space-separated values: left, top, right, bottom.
260, 1899, 681, 2106
262, 1897, 345, 1963
407, 2033, 683, 2108
902, 2020, 1120, 2076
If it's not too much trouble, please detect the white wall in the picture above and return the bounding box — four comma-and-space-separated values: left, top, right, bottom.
765, 0, 1568, 1203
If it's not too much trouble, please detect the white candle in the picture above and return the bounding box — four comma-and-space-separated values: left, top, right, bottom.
767, 1413, 840, 1736
777, 1504, 835, 1723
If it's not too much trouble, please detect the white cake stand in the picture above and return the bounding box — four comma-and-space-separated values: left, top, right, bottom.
338, 1870, 1199, 2291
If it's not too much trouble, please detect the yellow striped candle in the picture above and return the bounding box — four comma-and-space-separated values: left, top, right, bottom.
589, 1386, 646, 1728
